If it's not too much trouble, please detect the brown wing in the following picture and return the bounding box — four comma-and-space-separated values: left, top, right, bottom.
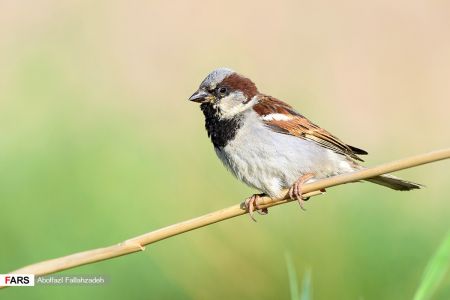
253, 95, 367, 161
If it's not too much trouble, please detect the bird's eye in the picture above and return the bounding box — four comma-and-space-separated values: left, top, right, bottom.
217, 86, 228, 96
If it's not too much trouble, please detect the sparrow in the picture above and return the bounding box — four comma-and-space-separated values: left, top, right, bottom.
189, 68, 422, 220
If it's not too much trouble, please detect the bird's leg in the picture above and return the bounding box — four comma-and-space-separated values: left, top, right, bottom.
244, 193, 267, 222
288, 173, 315, 211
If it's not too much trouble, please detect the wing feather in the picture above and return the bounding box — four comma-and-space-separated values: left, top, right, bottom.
253, 96, 367, 161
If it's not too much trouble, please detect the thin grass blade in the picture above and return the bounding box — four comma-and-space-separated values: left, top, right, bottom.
300, 269, 312, 300
285, 252, 300, 300
414, 231, 450, 300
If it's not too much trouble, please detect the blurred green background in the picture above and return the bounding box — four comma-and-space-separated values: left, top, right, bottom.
1, 1, 449, 299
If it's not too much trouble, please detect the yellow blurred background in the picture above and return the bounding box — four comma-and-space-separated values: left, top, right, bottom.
1, 0, 449, 299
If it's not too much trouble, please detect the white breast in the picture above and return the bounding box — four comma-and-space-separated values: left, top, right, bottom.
215, 110, 355, 197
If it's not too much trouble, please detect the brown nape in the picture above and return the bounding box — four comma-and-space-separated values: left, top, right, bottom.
221, 73, 258, 100
253, 95, 302, 117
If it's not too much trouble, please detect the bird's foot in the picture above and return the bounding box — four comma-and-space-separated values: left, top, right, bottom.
244, 193, 268, 222
288, 173, 315, 211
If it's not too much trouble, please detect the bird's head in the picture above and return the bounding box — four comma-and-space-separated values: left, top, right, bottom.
189, 68, 259, 119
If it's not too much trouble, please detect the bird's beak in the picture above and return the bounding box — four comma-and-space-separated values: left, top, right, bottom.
189, 89, 213, 103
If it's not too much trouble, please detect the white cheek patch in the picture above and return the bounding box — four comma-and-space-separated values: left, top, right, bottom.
218, 94, 258, 119
261, 113, 292, 121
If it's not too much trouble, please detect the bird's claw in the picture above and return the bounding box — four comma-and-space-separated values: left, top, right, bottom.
288, 173, 315, 211
244, 194, 267, 221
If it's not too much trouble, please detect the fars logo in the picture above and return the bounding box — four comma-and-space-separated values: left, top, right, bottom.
0, 274, 35, 287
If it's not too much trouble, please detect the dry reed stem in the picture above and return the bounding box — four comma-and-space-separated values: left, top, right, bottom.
1, 148, 449, 288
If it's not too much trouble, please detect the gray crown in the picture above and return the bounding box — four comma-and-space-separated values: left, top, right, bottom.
200, 67, 235, 89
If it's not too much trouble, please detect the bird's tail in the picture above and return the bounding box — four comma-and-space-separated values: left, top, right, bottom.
365, 173, 423, 191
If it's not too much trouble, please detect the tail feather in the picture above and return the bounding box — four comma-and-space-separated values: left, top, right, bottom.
366, 174, 423, 191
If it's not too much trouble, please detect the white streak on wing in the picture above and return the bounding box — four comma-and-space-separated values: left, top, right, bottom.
261, 113, 292, 121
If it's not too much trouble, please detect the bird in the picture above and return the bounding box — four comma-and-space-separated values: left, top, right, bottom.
189, 68, 422, 220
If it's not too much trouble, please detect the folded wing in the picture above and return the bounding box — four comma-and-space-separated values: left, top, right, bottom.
253, 95, 368, 162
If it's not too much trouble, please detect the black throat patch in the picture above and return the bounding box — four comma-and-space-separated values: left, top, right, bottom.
200, 103, 242, 148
